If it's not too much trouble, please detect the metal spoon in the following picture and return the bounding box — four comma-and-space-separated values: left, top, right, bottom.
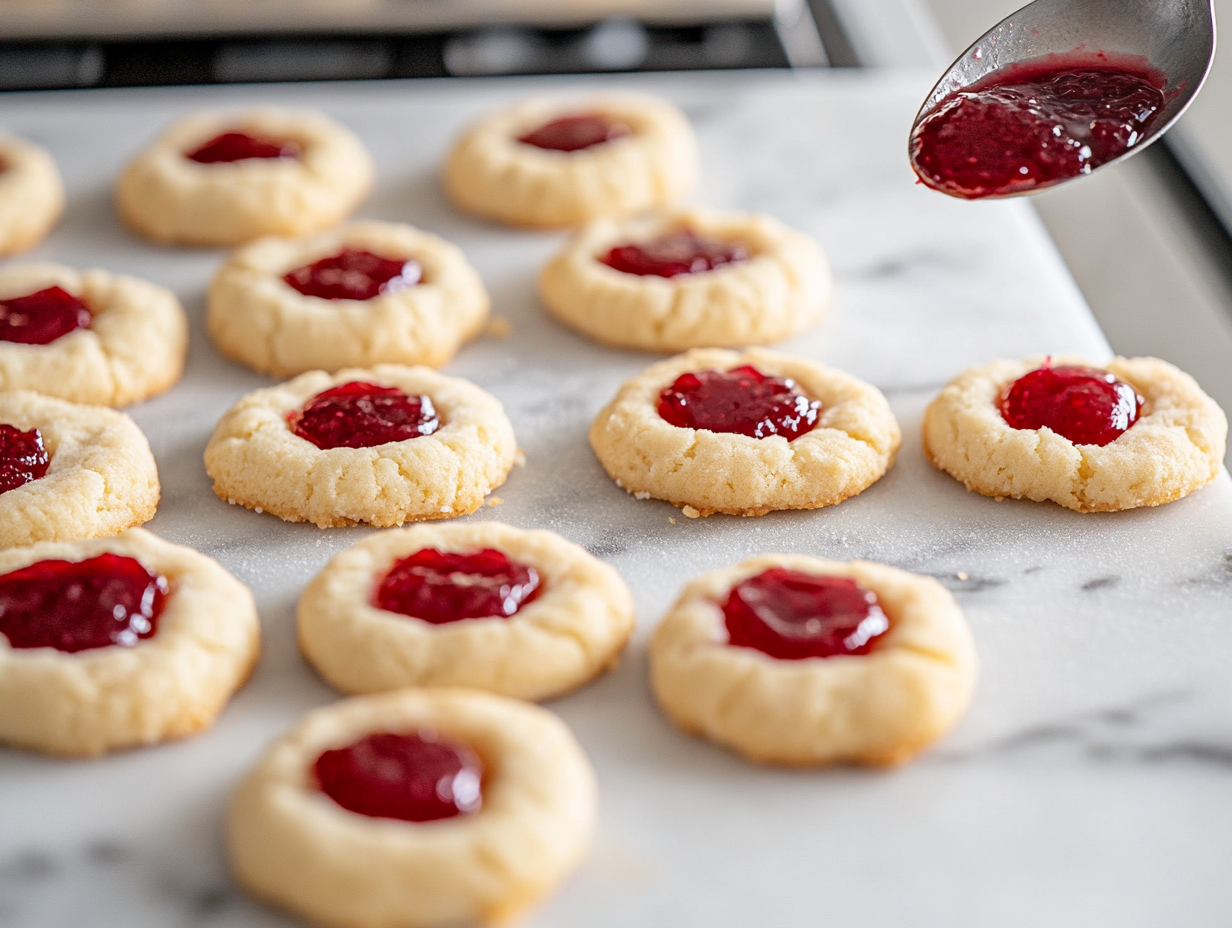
910, 0, 1217, 195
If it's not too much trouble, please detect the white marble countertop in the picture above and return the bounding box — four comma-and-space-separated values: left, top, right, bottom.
1, 69, 1231, 928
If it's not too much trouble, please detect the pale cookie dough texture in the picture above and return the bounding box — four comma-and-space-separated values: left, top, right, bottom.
540, 209, 831, 352
299, 522, 634, 701
0, 528, 260, 757
0, 135, 64, 255
116, 108, 373, 246
922, 355, 1228, 512
0, 390, 159, 549
444, 93, 697, 228
0, 263, 188, 407
650, 555, 978, 767
590, 347, 901, 517
228, 687, 596, 928
208, 221, 490, 377
204, 365, 517, 528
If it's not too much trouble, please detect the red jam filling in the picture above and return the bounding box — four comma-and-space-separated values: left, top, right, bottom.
518, 114, 631, 152
657, 365, 820, 441
314, 731, 483, 823
376, 548, 541, 624
910, 57, 1168, 198
0, 286, 91, 345
0, 553, 168, 653
283, 248, 422, 301
600, 231, 749, 278
288, 381, 439, 450
185, 131, 302, 164
998, 363, 1141, 446
723, 568, 890, 661
0, 425, 50, 495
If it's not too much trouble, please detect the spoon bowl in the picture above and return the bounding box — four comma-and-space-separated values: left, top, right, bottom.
911, 0, 1217, 195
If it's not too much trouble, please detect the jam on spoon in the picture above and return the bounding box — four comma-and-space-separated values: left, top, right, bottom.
657, 365, 820, 441
288, 381, 440, 451
998, 362, 1142, 446
910, 56, 1168, 199
314, 730, 483, 822
722, 567, 891, 661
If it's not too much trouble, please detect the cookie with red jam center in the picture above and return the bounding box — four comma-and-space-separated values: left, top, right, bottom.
722, 567, 890, 660
650, 555, 979, 767
283, 248, 422, 301
0, 285, 91, 346
601, 230, 748, 278
0, 553, 167, 653
0, 423, 50, 494
998, 363, 1141, 446
288, 381, 440, 451
922, 356, 1228, 512
314, 731, 483, 823
186, 131, 302, 164
590, 348, 900, 517
518, 114, 631, 152
657, 365, 819, 441
376, 548, 541, 624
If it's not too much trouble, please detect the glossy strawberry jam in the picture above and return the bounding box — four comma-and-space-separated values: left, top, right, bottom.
0, 285, 91, 345
314, 731, 483, 822
283, 248, 422, 301
0, 553, 169, 653
0, 425, 50, 495
376, 548, 541, 624
185, 131, 302, 164
518, 114, 631, 152
722, 568, 890, 661
658, 365, 820, 441
998, 363, 1141, 446
288, 382, 439, 450
910, 57, 1168, 198
600, 231, 749, 278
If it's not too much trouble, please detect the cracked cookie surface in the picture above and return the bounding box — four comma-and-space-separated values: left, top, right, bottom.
298, 522, 634, 701
204, 365, 517, 528
444, 93, 697, 228
208, 221, 489, 377
0, 263, 188, 407
228, 688, 596, 928
649, 555, 978, 766
0, 135, 63, 255
0, 390, 160, 548
0, 528, 259, 757
116, 108, 372, 246
922, 356, 1227, 512
589, 348, 900, 516
539, 208, 830, 352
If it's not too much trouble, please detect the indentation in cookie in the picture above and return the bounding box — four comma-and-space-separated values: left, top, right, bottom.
283, 248, 422, 301
600, 229, 748, 278
518, 113, 631, 152
656, 364, 819, 440
0, 424, 49, 494
287, 381, 440, 450
185, 131, 302, 164
376, 548, 542, 624
998, 362, 1142, 447
0, 285, 91, 345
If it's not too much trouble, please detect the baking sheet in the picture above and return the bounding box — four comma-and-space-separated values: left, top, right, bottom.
2, 70, 1232, 928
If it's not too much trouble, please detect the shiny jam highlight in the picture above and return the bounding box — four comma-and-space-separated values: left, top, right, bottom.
288, 382, 440, 450
0, 425, 50, 495
910, 56, 1168, 198
722, 568, 890, 660
601, 231, 749, 278
658, 365, 820, 441
998, 363, 1141, 446
0, 553, 169, 653
0, 286, 91, 345
283, 248, 422, 301
376, 548, 541, 624
314, 731, 483, 822
185, 131, 302, 164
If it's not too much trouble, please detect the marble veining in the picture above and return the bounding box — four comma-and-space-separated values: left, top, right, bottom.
0, 70, 1230, 928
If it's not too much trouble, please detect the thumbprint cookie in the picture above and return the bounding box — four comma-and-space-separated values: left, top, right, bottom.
0, 134, 64, 255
